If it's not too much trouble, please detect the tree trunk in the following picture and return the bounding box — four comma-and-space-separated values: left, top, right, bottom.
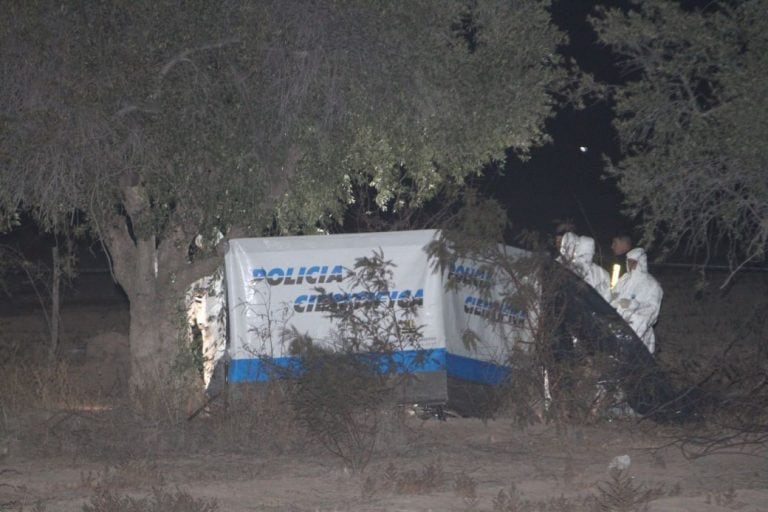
103, 203, 223, 393
108, 236, 170, 385
126, 287, 180, 385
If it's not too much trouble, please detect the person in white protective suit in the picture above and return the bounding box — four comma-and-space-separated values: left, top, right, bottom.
575, 235, 612, 303
610, 247, 663, 354
556, 231, 579, 266
557, 232, 612, 302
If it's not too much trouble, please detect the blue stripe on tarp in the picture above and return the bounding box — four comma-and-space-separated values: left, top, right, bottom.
228, 356, 303, 382
227, 348, 510, 386
445, 352, 510, 386
228, 348, 447, 383
368, 348, 446, 375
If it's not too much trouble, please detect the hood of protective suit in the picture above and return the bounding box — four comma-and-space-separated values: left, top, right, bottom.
626, 247, 648, 273
559, 232, 579, 261
575, 236, 596, 266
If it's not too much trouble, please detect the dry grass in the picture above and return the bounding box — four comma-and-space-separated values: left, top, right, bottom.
0, 360, 98, 412
453, 470, 479, 509
0, 356, 311, 463
82, 486, 218, 512
203, 382, 308, 455
2, 268, 768, 512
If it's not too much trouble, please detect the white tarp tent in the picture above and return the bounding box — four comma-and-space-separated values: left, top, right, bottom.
223, 229, 533, 407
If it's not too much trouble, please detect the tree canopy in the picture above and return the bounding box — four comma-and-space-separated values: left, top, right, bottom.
1, 1, 566, 242
591, 0, 768, 267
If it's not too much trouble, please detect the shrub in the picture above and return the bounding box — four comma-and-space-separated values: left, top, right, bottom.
288, 342, 392, 472
588, 470, 661, 512
285, 251, 424, 472
82, 486, 217, 512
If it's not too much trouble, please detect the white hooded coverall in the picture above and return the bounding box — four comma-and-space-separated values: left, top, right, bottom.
610, 247, 663, 354
558, 233, 612, 303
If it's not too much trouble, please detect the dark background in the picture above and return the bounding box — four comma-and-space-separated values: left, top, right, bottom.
485, 0, 633, 258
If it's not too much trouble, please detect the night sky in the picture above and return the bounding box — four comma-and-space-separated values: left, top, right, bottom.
484, 0, 633, 247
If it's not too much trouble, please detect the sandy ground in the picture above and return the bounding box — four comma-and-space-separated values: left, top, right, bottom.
2, 415, 767, 512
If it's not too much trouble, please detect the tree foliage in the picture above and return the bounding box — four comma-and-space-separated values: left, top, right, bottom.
591, 0, 768, 267
0, 0, 566, 241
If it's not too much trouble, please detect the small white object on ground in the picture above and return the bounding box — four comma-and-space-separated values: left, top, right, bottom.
608, 454, 631, 472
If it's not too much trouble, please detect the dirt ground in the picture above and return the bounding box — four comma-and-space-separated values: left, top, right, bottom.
2, 269, 768, 511
2, 415, 768, 511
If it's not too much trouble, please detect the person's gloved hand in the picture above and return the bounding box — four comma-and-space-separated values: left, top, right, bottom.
617, 298, 631, 309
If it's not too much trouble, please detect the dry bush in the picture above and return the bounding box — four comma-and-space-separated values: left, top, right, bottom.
491, 484, 579, 512
0, 360, 97, 412
0, 500, 47, 512
586, 470, 663, 512
81, 486, 217, 512
360, 475, 377, 501
287, 343, 394, 473
0, 349, 307, 461
651, 275, 768, 457
199, 382, 307, 455
78, 459, 166, 491
454, 470, 479, 508
1, 464, 46, 511
98, 375, 307, 459
430, 224, 628, 427
0, 360, 182, 459
129, 361, 204, 424
500, 346, 548, 427
488, 472, 660, 512
0, 357, 117, 459
704, 486, 738, 508
272, 251, 424, 472
381, 461, 447, 495
0, 316, 290, 457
